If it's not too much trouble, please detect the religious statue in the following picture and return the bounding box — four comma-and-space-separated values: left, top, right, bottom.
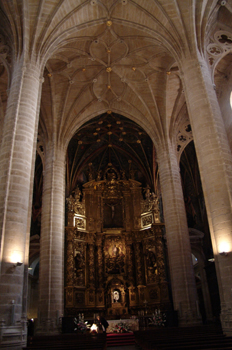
66, 194, 75, 211
74, 251, 85, 285
66, 187, 82, 212
74, 187, 81, 201
88, 163, 94, 181
97, 170, 102, 181
143, 184, 151, 200
120, 169, 126, 180
112, 290, 120, 303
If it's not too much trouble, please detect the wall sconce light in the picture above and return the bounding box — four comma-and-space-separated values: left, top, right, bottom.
219, 242, 230, 257
220, 252, 228, 257
12, 262, 23, 268
9, 261, 23, 272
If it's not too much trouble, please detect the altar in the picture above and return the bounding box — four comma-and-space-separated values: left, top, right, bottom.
106, 318, 139, 333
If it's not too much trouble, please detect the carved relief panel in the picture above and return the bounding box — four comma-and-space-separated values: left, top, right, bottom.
104, 236, 126, 275
144, 238, 158, 284
73, 240, 86, 287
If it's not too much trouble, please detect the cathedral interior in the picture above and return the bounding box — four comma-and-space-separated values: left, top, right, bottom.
28, 111, 218, 322
0, 1, 232, 349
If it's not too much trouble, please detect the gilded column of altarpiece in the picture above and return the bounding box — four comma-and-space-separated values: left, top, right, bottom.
65, 167, 170, 317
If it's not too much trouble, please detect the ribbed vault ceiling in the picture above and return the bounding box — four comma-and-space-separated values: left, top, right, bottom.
66, 111, 155, 195
0, 0, 229, 154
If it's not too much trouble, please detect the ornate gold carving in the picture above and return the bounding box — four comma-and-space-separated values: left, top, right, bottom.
66, 236, 74, 286
126, 244, 134, 285
73, 242, 86, 286
142, 214, 153, 227
74, 229, 85, 241
65, 169, 168, 315
96, 237, 104, 287
145, 238, 158, 284
141, 187, 160, 224
104, 236, 126, 275
74, 216, 85, 229
149, 288, 159, 300
75, 291, 85, 305
88, 244, 95, 286
66, 187, 85, 216
155, 228, 166, 282
134, 242, 144, 285
66, 287, 73, 306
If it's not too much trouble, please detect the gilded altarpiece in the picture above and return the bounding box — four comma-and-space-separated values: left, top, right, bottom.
65, 167, 170, 317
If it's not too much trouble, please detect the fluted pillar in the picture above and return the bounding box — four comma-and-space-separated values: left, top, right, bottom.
181, 56, 232, 334
0, 60, 42, 349
157, 142, 199, 325
37, 143, 66, 334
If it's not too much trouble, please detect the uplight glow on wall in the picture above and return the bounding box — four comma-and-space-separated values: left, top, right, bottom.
219, 241, 230, 256
10, 250, 23, 265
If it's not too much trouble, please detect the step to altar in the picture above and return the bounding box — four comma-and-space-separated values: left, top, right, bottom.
107, 332, 135, 347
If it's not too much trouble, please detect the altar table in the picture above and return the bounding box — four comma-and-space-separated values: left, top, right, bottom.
106, 318, 139, 333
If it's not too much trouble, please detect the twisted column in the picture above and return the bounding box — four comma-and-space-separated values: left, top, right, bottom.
134, 242, 144, 286
66, 230, 74, 286
88, 243, 95, 286
96, 237, 103, 287
126, 242, 135, 285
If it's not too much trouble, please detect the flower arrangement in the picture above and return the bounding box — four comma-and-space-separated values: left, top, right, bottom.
109, 320, 131, 333
74, 316, 90, 333
149, 309, 166, 327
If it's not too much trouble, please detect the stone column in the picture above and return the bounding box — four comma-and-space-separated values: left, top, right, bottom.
157, 142, 199, 325
198, 265, 213, 322
37, 143, 66, 334
0, 60, 42, 349
181, 57, 232, 334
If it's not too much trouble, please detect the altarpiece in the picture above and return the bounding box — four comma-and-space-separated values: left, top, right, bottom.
65, 166, 170, 317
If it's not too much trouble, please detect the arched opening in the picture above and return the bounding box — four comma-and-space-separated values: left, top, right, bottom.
180, 141, 221, 323
63, 112, 171, 328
